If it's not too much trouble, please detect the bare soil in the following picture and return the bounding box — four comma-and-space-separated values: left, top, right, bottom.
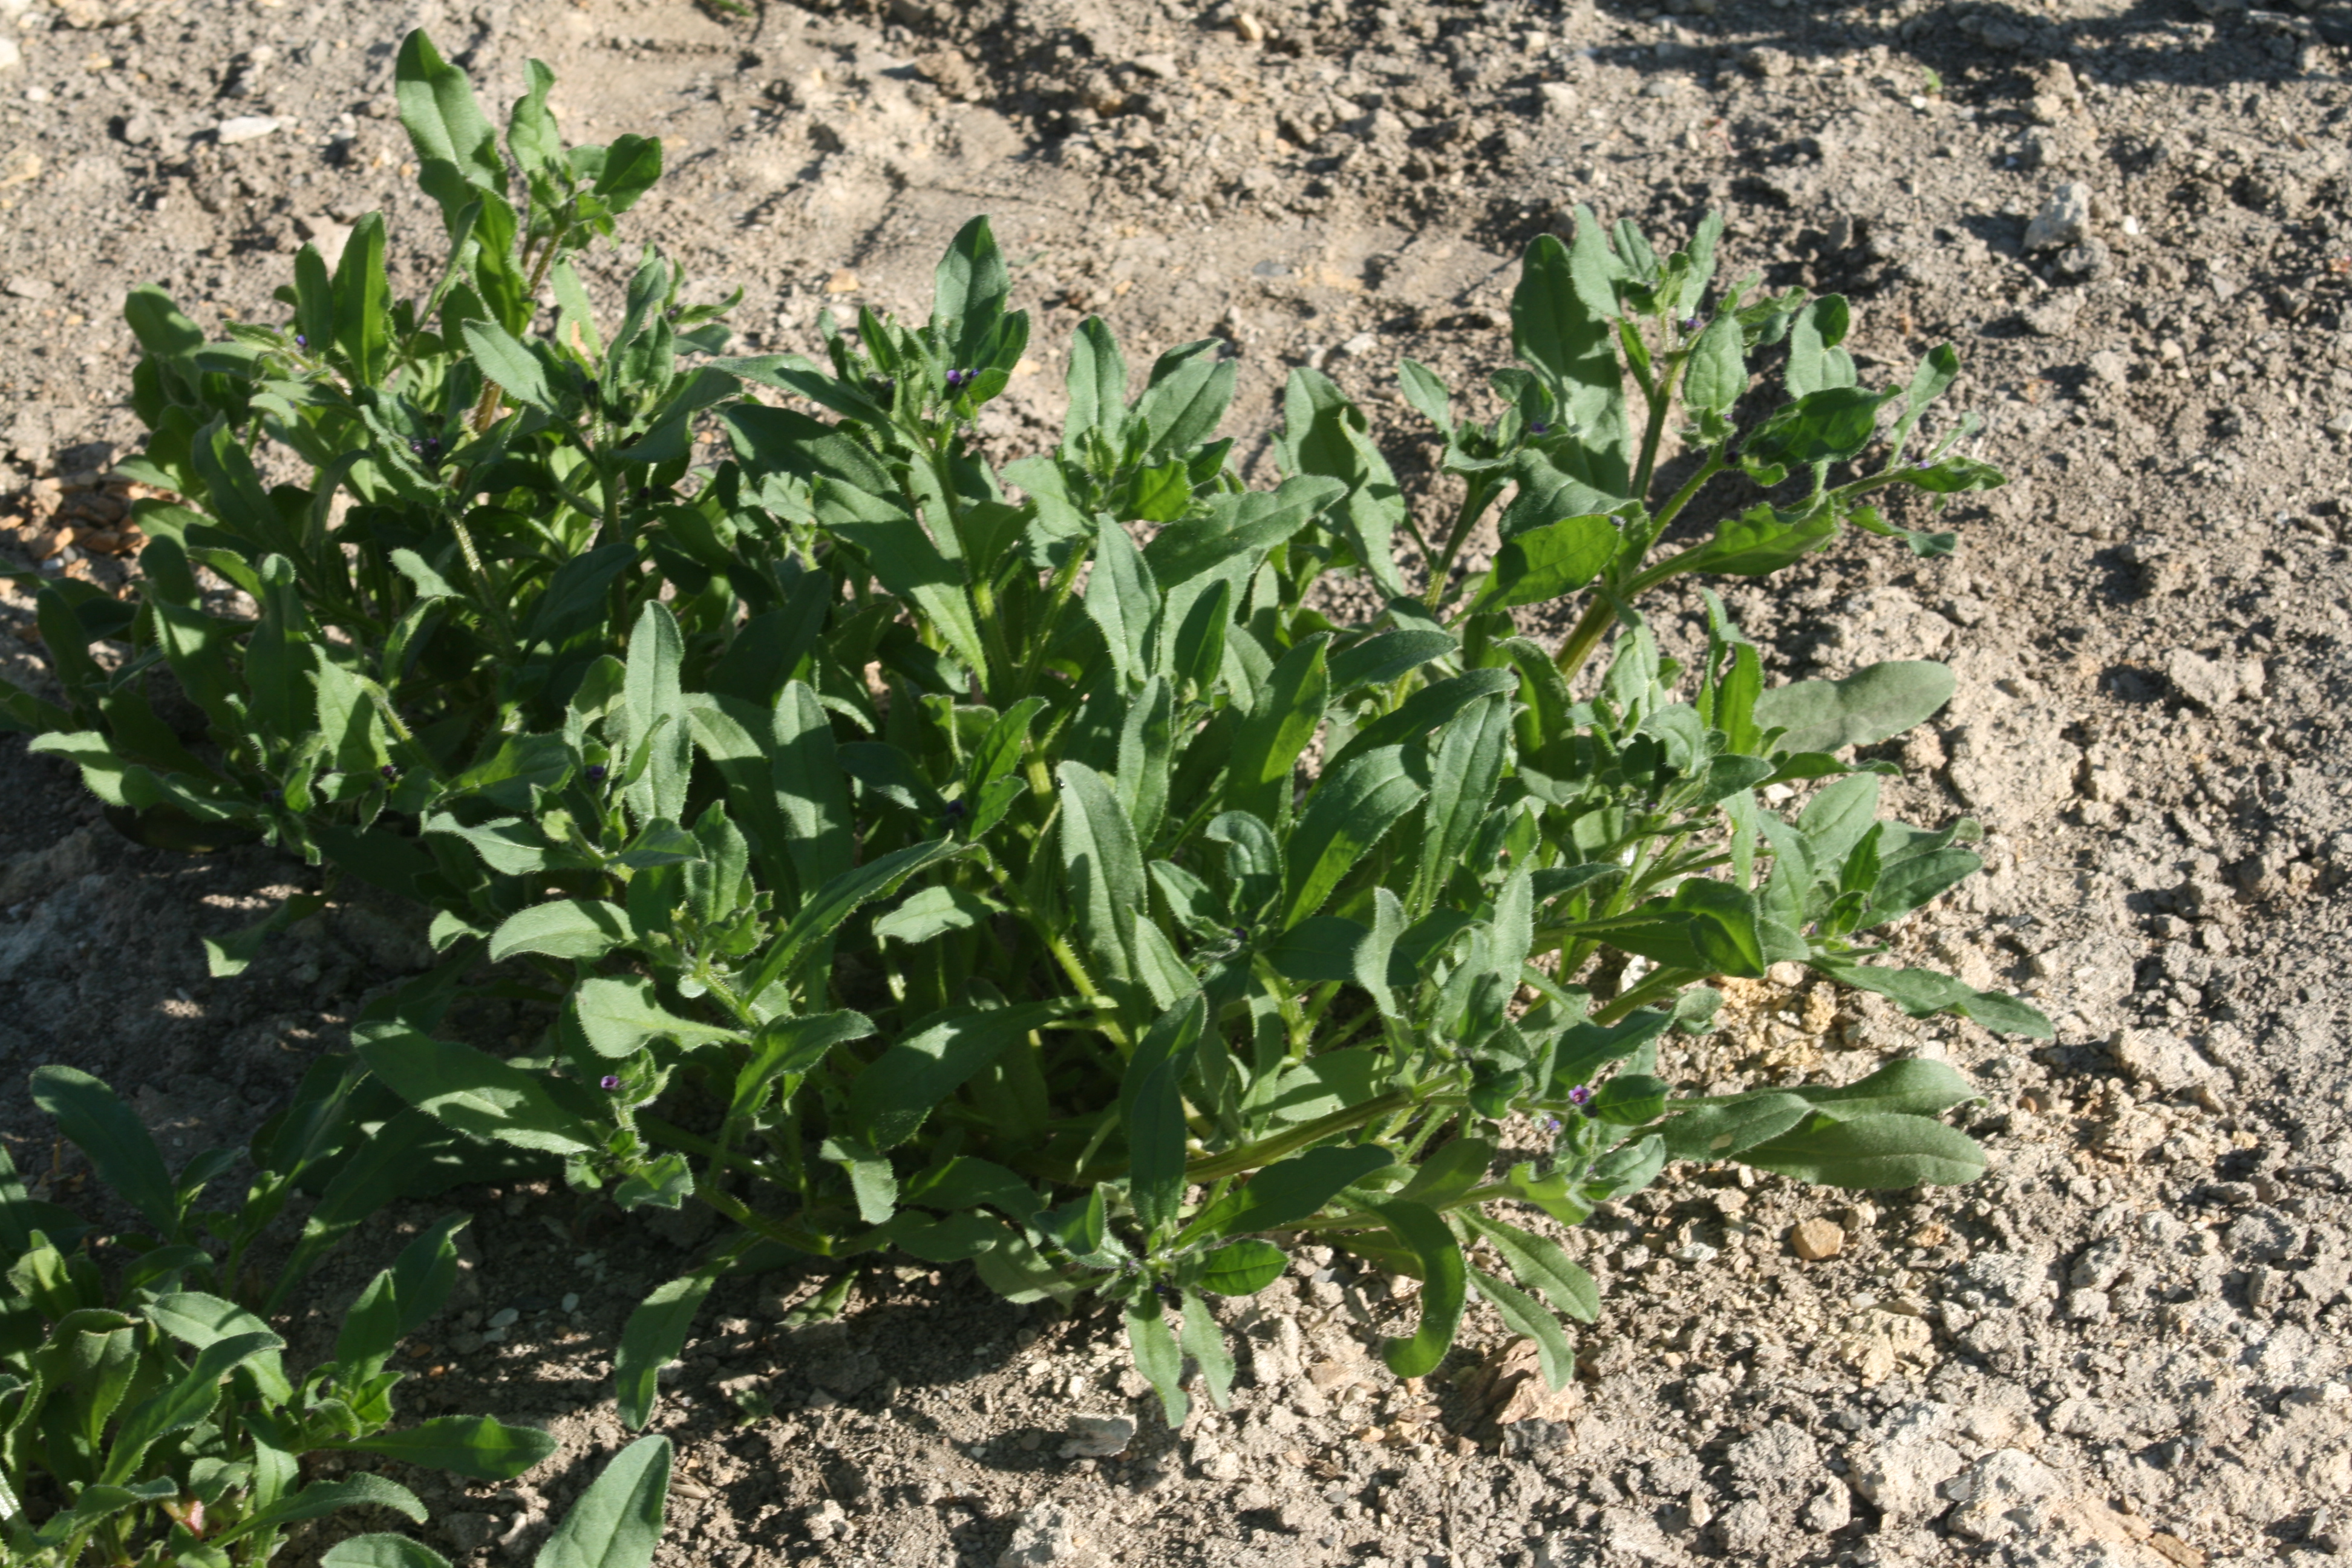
2, 1, 2351, 1566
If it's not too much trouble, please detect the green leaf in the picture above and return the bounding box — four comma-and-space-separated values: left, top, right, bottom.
1468, 1267, 1576, 1392
849, 1004, 1064, 1151
1083, 517, 1160, 689
1325, 629, 1454, 694
209, 1475, 427, 1546
322, 1537, 456, 1568
1124, 1293, 1188, 1426
1512, 221, 1629, 494
353, 1021, 604, 1157
332, 1214, 468, 1378
461, 319, 555, 411
1178, 1287, 1235, 1409
1682, 312, 1748, 414
1275, 368, 1408, 596
1123, 996, 1205, 1238
1198, 1238, 1287, 1295
1142, 475, 1341, 587
1737, 1112, 1986, 1188
932, 215, 1010, 371
1225, 633, 1329, 826
1473, 514, 1619, 612
394, 31, 505, 192
1412, 691, 1511, 916
1369, 1201, 1466, 1379
592, 134, 664, 213
1575, 877, 1768, 978
103, 1330, 283, 1484
1656, 1093, 1812, 1161
745, 837, 961, 1004
1803, 954, 2053, 1039
534, 1436, 673, 1568
572, 977, 745, 1060
1062, 315, 1130, 454
488, 899, 631, 964
1460, 1213, 1599, 1323
1787, 295, 1854, 398
616, 1275, 714, 1431
342, 1416, 557, 1482
1397, 358, 1454, 437
1179, 1145, 1396, 1243
622, 601, 690, 829
1588, 1073, 1669, 1126
1057, 762, 1148, 988
1752, 661, 1954, 754
871, 885, 994, 948
1743, 385, 1894, 468
506, 58, 563, 179
145, 1292, 295, 1404
29, 1065, 181, 1236
1791, 1057, 1981, 1120
1282, 746, 1425, 927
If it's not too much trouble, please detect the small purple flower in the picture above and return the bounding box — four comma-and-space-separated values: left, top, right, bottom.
585, 763, 608, 785
944, 367, 975, 391
1681, 316, 1702, 333
1540, 1116, 1562, 1134
1529, 422, 1550, 435
378, 763, 399, 782
294, 333, 308, 349
600, 1074, 622, 1091
1567, 1084, 1593, 1108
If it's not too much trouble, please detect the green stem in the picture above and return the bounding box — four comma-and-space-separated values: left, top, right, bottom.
1420, 474, 1500, 609
1185, 1089, 1416, 1183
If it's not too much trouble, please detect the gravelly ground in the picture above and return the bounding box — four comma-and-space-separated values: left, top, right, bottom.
2, 0, 2351, 1565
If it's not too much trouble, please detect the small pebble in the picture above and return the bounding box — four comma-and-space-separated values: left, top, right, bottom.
215, 114, 281, 145
488, 1307, 520, 1329
1791, 1218, 1846, 1261
561, 1292, 581, 1313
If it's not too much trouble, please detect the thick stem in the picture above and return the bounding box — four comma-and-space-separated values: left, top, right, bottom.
1185, 1089, 1416, 1183
1420, 474, 1500, 609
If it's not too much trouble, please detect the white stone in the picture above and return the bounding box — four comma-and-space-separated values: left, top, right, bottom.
1850, 1403, 1966, 1523
0, 34, 20, 73
215, 115, 281, 145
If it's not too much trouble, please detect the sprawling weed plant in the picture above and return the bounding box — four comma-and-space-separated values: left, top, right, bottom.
0, 1068, 555, 1566
4, 36, 2048, 1424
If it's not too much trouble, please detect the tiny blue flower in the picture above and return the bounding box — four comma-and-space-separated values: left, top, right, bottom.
263, 786, 284, 806
1540, 1116, 1562, 1134
1529, 422, 1550, 435
1681, 316, 1702, 333
294, 333, 307, 349
586, 763, 608, 785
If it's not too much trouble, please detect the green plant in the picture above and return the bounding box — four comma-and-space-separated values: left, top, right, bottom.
13, 41, 2049, 1425
349, 217, 2040, 1419
4, 31, 728, 872
318, 1434, 673, 1568
0, 1067, 557, 1567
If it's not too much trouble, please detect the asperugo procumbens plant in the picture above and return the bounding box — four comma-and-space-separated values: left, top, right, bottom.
0, 1066, 557, 1567
347, 214, 2047, 1423
7, 33, 2049, 1424
0, 30, 736, 881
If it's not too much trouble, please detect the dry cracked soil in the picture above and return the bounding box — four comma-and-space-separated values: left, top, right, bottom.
3, 0, 2352, 1565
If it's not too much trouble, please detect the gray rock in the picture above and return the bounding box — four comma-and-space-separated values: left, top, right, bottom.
2024, 183, 2093, 251
1941, 1448, 2063, 1541
440, 1511, 495, 1555
1801, 1480, 1852, 1534
2109, 1027, 2216, 1091
998, 1500, 1082, 1566
1849, 1403, 1965, 1523
3, 276, 53, 300
1059, 1412, 1137, 1458
2164, 647, 2262, 710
